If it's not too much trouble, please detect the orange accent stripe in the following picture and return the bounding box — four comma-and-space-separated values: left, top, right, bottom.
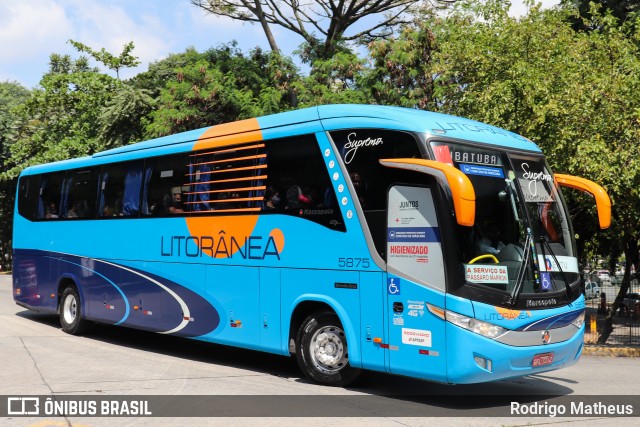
188, 154, 267, 169
190, 143, 265, 157
185, 164, 267, 178
194, 118, 262, 151
189, 207, 262, 213
184, 197, 263, 205
184, 175, 268, 186
184, 186, 266, 196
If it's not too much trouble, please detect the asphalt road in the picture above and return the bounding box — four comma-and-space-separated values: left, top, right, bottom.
1, 274, 639, 427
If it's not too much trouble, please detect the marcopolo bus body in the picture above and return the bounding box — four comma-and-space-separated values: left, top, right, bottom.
12, 105, 611, 386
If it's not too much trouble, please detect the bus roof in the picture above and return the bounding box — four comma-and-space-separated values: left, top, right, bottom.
21, 104, 542, 175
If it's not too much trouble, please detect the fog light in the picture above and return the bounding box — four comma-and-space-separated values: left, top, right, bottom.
474, 355, 493, 372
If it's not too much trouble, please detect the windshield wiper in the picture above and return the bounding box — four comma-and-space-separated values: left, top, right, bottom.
509, 230, 532, 306
539, 236, 574, 300
501, 179, 521, 223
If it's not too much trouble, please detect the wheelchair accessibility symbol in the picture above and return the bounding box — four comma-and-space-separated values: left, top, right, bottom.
540, 272, 552, 291
388, 278, 401, 295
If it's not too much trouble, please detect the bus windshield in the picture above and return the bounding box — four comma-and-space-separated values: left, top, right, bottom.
431, 142, 579, 305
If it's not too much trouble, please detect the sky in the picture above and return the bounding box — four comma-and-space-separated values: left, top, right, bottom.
0, 0, 560, 89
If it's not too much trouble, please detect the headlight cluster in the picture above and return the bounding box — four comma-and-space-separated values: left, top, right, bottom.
571, 310, 585, 328
445, 310, 507, 339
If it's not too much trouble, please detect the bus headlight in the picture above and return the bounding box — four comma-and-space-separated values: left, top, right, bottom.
445, 310, 507, 339
571, 310, 585, 328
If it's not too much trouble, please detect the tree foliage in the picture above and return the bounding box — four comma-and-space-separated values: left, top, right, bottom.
386, 0, 640, 342
189, 0, 440, 61
3, 54, 120, 179
68, 39, 141, 79
146, 45, 298, 136
0, 81, 30, 271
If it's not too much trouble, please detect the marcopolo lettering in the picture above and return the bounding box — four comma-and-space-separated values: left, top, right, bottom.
160, 230, 280, 260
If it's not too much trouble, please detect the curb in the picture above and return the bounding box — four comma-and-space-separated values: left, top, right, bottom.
583, 345, 640, 357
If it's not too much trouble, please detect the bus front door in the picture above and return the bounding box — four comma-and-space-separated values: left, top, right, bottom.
385, 185, 448, 382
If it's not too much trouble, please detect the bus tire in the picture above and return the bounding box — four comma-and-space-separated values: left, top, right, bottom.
295, 311, 361, 387
59, 286, 88, 335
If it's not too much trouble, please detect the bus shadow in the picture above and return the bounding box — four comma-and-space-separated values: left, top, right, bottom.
17, 309, 575, 409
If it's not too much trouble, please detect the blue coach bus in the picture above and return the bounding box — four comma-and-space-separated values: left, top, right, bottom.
13, 105, 611, 386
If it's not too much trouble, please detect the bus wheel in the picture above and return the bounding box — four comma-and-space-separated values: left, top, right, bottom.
59, 286, 88, 335
295, 311, 361, 386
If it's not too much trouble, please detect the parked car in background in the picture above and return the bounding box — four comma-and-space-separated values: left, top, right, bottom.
620, 293, 640, 316
584, 281, 601, 299
597, 270, 610, 281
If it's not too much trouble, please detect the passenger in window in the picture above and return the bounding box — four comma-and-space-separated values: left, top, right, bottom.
46, 202, 59, 218
475, 220, 506, 255
285, 185, 311, 210
350, 172, 367, 209
264, 186, 282, 210
163, 187, 185, 214
102, 205, 114, 217
66, 203, 78, 218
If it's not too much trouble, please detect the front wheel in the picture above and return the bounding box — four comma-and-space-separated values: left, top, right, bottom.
59, 286, 88, 335
295, 311, 361, 387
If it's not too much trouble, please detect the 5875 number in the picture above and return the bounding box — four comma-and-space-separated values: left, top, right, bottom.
338, 258, 370, 269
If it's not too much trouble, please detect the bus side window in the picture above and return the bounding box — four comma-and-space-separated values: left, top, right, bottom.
37, 172, 64, 220
263, 135, 345, 231
99, 161, 143, 217
61, 169, 99, 219
143, 154, 188, 217
17, 175, 40, 221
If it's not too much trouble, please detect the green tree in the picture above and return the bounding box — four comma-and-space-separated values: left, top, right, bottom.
293, 51, 371, 107
189, 0, 433, 61
364, 12, 439, 109
3, 54, 120, 179
369, 0, 640, 342
68, 40, 141, 79
146, 45, 299, 136
0, 81, 31, 271
562, 0, 640, 30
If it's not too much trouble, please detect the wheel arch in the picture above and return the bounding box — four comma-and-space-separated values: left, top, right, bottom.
57, 274, 85, 317
286, 295, 361, 367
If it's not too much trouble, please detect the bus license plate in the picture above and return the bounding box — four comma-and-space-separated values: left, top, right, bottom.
532, 352, 554, 367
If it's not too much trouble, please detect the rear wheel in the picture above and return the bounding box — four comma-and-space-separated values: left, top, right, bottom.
59, 286, 88, 335
295, 311, 360, 386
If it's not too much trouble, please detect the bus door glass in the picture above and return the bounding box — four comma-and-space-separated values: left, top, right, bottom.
385, 184, 447, 382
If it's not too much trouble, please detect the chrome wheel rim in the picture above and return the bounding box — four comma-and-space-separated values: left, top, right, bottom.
62, 294, 78, 325
309, 325, 347, 373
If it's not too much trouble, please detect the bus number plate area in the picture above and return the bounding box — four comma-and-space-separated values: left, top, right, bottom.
532, 352, 554, 367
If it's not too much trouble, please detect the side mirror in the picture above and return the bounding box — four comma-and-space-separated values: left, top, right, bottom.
380, 159, 476, 227
555, 174, 611, 229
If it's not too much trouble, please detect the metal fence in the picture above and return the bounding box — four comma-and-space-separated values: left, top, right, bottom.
584, 277, 640, 347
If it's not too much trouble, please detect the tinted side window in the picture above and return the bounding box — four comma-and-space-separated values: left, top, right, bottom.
17, 175, 39, 221
263, 135, 345, 231
187, 143, 266, 214
37, 172, 64, 220
330, 129, 421, 210
330, 129, 423, 256
143, 154, 189, 216
62, 169, 99, 219
99, 161, 144, 217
